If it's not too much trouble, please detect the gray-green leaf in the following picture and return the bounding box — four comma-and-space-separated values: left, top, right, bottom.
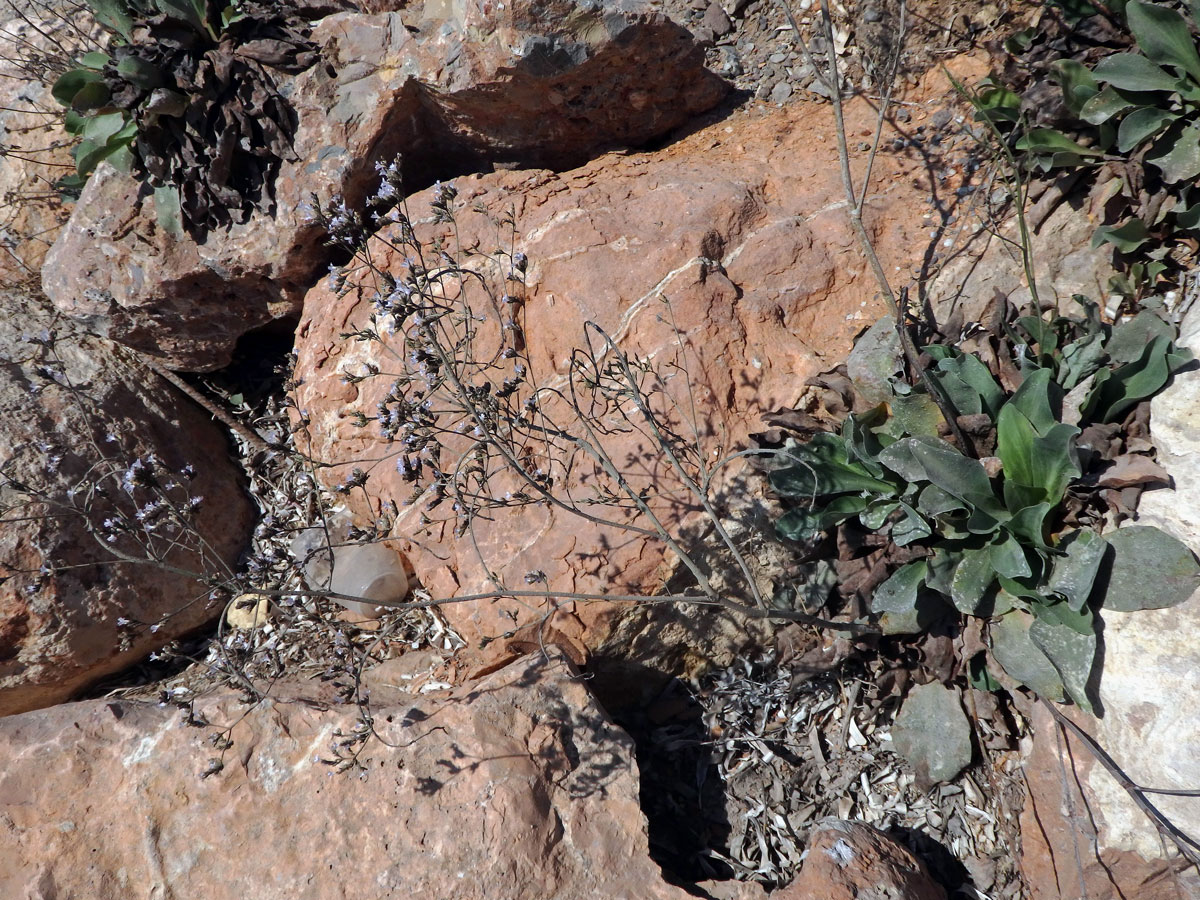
991, 610, 1067, 703
1030, 614, 1097, 713
1092, 52, 1183, 93
1047, 529, 1108, 611
1102, 525, 1200, 610
1127, 0, 1200, 83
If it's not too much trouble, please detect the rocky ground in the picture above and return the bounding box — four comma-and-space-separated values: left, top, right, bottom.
1, 0, 1199, 898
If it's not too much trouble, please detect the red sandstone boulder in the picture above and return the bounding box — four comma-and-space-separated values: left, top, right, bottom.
40, 0, 726, 371
0, 646, 951, 900
0, 289, 253, 716
0, 650, 695, 900
291, 91, 964, 683
779, 819, 946, 900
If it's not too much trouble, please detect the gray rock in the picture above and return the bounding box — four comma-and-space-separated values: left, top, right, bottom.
769, 80, 793, 105
702, 1, 732, 37
891, 682, 973, 785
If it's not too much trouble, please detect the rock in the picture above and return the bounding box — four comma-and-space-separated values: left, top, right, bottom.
224, 593, 271, 630
1014, 301, 1200, 898
1137, 303, 1200, 545
1018, 703, 1200, 900
926, 200, 1117, 331
292, 93, 962, 690
777, 819, 946, 900
703, 2, 733, 38
891, 682, 973, 785
41, 0, 728, 372
0, 14, 82, 285
0, 649, 698, 900
0, 289, 253, 716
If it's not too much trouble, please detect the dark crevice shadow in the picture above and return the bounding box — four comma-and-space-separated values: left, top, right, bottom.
591, 660, 734, 894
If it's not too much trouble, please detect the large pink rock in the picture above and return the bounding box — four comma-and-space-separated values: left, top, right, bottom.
291, 92, 950, 683
40, 0, 726, 371
0, 646, 954, 900
0, 650, 692, 900
0, 289, 253, 716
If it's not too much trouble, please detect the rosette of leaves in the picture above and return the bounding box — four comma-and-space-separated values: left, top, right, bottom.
996, 1, 1200, 278
770, 306, 1198, 712
51, 0, 321, 234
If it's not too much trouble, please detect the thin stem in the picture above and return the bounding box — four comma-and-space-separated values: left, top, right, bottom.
779, 0, 973, 454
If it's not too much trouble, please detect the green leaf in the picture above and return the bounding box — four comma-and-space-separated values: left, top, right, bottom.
859, 499, 899, 530
1048, 0, 1106, 24
79, 51, 111, 70
1047, 530, 1108, 611
81, 110, 126, 146
991, 611, 1067, 702
998, 409, 1081, 511
1030, 614, 1097, 712
1079, 85, 1136, 125
1174, 198, 1200, 231
889, 389, 943, 437
911, 439, 1009, 521
1033, 597, 1095, 635
1092, 218, 1151, 253
1053, 58, 1100, 117
932, 352, 1005, 419
106, 142, 133, 174
842, 407, 889, 477
1117, 106, 1177, 152
990, 532, 1033, 579
1082, 334, 1181, 422
1106, 310, 1174, 363
72, 138, 104, 176
62, 109, 88, 135
1102, 525, 1200, 610
1092, 52, 1183, 93
71, 80, 112, 111
776, 494, 870, 542
1015, 128, 1105, 159
54, 172, 88, 197
917, 484, 967, 518
86, 0, 137, 40
1059, 331, 1108, 390
925, 547, 961, 595
969, 653, 1003, 692
51, 68, 102, 107
873, 561, 942, 635
972, 80, 1023, 126
770, 434, 897, 498
154, 0, 217, 39
1006, 503, 1053, 550
1147, 121, 1200, 184
1006, 367, 1060, 434
1127, 0, 1200, 83
891, 502, 932, 547
116, 56, 164, 89
221, 2, 246, 28
950, 545, 996, 614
